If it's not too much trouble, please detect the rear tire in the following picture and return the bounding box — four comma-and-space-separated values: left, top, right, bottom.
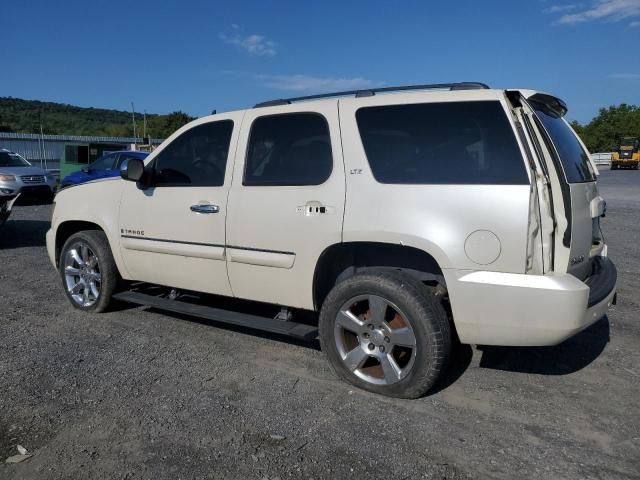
59, 230, 119, 313
319, 270, 451, 399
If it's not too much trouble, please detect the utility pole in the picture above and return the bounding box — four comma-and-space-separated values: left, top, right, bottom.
143, 110, 147, 140
131, 102, 137, 147
39, 109, 46, 169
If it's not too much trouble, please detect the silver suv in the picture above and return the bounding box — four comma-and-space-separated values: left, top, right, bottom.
46, 83, 617, 398
0, 149, 56, 201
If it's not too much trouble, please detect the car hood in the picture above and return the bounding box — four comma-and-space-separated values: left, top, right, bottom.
61, 169, 120, 186
0, 166, 48, 176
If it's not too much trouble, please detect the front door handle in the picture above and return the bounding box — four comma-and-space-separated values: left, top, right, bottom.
190, 203, 220, 214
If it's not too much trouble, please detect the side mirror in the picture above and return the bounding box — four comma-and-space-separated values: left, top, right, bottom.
120, 158, 145, 182
81, 167, 90, 173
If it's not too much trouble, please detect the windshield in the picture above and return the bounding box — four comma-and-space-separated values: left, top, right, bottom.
0, 151, 31, 167
531, 101, 595, 183
90, 153, 116, 171
620, 138, 638, 148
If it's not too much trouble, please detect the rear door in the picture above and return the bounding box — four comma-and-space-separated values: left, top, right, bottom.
523, 94, 601, 279
226, 101, 345, 309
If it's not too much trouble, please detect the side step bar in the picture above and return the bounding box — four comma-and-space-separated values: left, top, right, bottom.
113, 291, 318, 341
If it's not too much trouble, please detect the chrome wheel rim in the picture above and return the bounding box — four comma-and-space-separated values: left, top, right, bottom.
334, 294, 417, 386
63, 242, 101, 307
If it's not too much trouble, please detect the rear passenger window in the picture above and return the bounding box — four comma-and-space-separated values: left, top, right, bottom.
356, 101, 528, 185
154, 120, 233, 187
244, 113, 332, 186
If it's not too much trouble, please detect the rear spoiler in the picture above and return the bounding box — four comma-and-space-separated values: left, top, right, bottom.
517, 91, 568, 118
509, 89, 598, 176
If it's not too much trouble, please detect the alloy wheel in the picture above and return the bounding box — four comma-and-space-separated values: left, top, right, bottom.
63, 242, 102, 307
334, 294, 417, 385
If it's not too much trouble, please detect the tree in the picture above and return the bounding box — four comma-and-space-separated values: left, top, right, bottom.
147, 111, 195, 138
571, 104, 640, 152
0, 97, 193, 139
0, 114, 12, 133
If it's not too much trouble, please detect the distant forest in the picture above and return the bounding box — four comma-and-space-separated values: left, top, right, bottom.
0, 96, 638, 153
0, 97, 194, 139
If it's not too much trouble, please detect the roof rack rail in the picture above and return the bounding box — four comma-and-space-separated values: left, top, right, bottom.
254, 82, 490, 108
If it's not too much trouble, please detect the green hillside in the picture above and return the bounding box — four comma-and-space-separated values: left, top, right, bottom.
0, 97, 194, 139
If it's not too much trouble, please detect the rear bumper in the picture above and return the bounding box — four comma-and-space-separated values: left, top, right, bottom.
446, 256, 617, 346
611, 158, 639, 166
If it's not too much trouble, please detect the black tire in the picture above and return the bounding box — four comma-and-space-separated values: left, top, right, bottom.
319, 270, 451, 399
59, 230, 119, 313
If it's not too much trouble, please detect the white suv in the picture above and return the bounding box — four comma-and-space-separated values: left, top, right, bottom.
46, 83, 617, 398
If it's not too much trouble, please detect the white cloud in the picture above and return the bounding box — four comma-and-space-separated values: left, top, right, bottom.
608, 73, 640, 79
554, 0, 640, 24
255, 74, 381, 92
631, 19, 640, 24
220, 26, 276, 56
544, 4, 581, 13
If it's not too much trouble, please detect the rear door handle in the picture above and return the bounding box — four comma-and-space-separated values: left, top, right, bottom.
190, 203, 220, 214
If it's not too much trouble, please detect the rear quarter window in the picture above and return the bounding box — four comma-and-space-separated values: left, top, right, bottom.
355, 101, 529, 185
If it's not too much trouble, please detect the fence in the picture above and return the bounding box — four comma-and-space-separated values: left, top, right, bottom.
591, 152, 612, 166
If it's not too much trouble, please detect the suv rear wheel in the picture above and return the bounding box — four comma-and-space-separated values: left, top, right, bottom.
319, 271, 451, 398
59, 230, 118, 313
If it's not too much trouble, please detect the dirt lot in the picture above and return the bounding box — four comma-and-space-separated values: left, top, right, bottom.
1, 169, 639, 479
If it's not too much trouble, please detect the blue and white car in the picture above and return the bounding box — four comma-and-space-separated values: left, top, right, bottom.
0, 149, 57, 201
60, 150, 149, 188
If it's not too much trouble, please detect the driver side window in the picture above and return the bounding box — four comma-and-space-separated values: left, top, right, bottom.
154, 120, 234, 187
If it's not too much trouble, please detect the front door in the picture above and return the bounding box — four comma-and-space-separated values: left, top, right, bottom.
226, 102, 345, 309
119, 113, 242, 295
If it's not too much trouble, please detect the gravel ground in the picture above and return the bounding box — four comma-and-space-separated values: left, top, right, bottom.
1, 169, 639, 479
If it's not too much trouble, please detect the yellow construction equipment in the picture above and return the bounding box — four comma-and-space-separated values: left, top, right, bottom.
611, 137, 640, 169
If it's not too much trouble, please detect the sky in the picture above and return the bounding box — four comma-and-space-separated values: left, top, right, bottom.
2, 0, 640, 124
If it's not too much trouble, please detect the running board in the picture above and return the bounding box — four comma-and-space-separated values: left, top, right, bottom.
113, 291, 318, 341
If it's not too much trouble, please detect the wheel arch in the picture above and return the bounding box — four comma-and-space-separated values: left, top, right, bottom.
313, 241, 447, 311
55, 220, 107, 266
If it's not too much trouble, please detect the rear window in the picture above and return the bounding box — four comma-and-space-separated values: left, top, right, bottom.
355, 101, 528, 185
531, 101, 595, 183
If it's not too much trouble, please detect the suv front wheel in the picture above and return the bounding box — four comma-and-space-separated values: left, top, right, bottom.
319, 271, 451, 398
59, 230, 118, 313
